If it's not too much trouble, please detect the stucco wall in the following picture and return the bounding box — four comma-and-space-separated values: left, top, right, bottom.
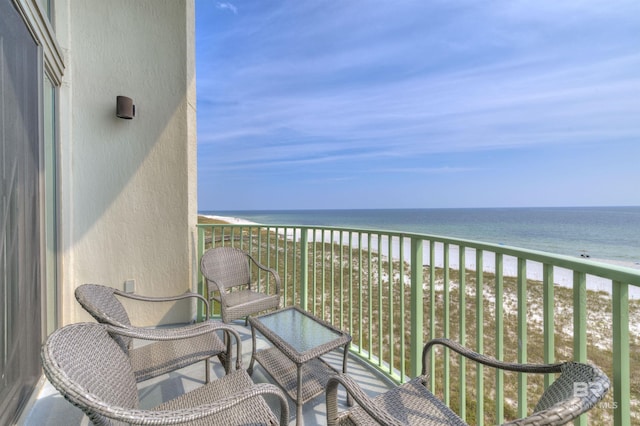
56, 0, 197, 326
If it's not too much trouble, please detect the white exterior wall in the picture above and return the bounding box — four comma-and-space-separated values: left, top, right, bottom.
55, 0, 198, 326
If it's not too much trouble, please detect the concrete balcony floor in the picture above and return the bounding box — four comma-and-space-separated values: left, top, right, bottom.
17, 321, 395, 426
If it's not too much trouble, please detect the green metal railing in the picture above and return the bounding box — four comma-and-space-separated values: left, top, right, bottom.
197, 223, 638, 425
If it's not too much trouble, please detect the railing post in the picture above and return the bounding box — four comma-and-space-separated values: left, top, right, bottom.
476, 250, 484, 425
543, 264, 555, 388
410, 237, 424, 378
495, 254, 504, 424
573, 271, 587, 426
443, 243, 450, 405
573, 271, 587, 363
517, 258, 527, 418
612, 281, 630, 426
399, 236, 406, 382
458, 247, 466, 421
300, 229, 309, 311
429, 240, 436, 390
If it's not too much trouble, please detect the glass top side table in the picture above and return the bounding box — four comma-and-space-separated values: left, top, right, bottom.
248, 306, 352, 425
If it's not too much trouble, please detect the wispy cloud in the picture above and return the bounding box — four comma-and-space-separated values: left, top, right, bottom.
216, 2, 237, 14
199, 51, 640, 165
380, 167, 482, 174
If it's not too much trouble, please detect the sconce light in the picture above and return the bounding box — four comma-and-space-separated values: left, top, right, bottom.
116, 95, 135, 119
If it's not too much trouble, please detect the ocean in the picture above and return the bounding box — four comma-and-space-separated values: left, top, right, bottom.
200, 206, 640, 268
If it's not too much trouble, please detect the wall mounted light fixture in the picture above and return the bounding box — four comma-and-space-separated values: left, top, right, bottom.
116, 95, 135, 119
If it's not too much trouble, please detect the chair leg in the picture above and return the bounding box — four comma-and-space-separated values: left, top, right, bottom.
223, 331, 232, 374
217, 352, 227, 371
227, 332, 233, 373
212, 330, 230, 374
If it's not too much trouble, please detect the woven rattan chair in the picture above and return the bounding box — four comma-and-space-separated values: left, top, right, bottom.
75, 283, 235, 383
327, 338, 610, 425
41, 322, 289, 426
200, 247, 281, 323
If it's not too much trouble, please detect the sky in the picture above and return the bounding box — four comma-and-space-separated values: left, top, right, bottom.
195, 0, 640, 211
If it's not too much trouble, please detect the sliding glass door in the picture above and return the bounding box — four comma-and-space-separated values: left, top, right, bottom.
0, 0, 43, 423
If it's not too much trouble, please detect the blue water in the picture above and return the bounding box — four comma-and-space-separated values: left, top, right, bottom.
200, 207, 640, 266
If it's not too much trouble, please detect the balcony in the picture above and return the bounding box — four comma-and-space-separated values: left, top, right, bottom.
20, 222, 638, 425
196, 222, 638, 425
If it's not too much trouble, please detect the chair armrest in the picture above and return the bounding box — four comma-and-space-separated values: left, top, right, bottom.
203, 277, 230, 308
422, 339, 609, 425
105, 321, 244, 370
113, 289, 211, 320
246, 253, 282, 295
80, 382, 289, 425
326, 374, 404, 426
422, 338, 564, 376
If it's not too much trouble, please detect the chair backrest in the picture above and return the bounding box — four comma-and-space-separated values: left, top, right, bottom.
41, 322, 139, 425
200, 247, 252, 291
75, 284, 133, 350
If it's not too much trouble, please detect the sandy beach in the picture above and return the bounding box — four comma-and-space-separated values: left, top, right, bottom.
201, 214, 257, 225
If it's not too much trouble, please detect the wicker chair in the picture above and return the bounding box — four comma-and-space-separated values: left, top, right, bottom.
326, 338, 610, 425
200, 247, 281, 324
41, 322, 289, 426
75, 283, 235, 383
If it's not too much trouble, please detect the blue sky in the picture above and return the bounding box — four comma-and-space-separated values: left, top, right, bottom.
195, 1, 640, 211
